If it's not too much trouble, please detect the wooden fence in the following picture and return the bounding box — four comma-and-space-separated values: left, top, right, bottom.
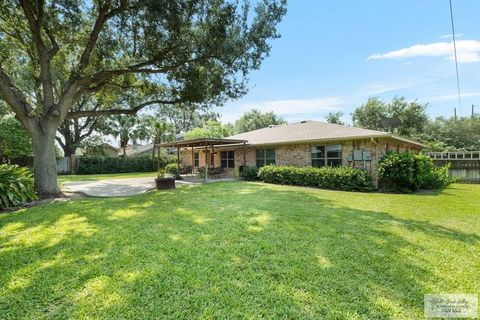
426, 152, 480, 183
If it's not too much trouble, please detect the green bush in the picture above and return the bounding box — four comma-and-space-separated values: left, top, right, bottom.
376, 152, 416, 192
241, 165, 259, 181
257, 165, 373, 191
0, 164, 37, 209
413, 154, 436, 189
377, 152, 453, 192
77, 156, 174, 174
422, 163, 453, 189
198, 167, 206, 179
165, 163, 181, 179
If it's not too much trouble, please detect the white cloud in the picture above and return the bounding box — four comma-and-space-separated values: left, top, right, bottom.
428, 92, 480, 101
368, 40, 480, 63
360, 82, 418, 95
218, 97, 344, 123
439, 33, 463, 39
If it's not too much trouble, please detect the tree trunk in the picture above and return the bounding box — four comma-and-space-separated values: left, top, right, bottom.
32, 128, 60, 198
62, 137, 76, 158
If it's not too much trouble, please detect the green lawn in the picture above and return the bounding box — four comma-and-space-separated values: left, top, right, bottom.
58, 172, 157, 184
1, 182, 479, 319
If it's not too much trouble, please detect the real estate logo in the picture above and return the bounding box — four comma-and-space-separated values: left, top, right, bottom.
424, 294, 478, 318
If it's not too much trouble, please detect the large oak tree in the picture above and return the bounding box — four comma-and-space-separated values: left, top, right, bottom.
0, 0, 286, 197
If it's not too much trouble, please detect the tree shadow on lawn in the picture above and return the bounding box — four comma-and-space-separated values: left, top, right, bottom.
0, 183, 478, 319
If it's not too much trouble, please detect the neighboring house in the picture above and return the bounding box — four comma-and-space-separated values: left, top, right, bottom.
124, 134, 184, 157
121, 143, 153, 157
179, 121, 428, 177
74, 144, 119, 157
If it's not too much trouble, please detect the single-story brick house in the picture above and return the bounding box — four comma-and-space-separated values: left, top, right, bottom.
175, 121, 428, 178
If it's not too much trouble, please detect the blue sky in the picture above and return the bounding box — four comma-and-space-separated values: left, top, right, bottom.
216, 0, 480, 124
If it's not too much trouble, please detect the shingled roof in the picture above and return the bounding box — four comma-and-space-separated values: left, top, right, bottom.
227, 121, 428, 148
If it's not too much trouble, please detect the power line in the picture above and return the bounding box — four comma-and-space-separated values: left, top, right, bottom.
449, 0, 462, 114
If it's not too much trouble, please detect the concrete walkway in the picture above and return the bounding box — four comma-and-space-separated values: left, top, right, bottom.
62, 177, 156, 197
61, 176, 240, 197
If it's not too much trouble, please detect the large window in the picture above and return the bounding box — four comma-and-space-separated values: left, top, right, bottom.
194, 152, 199, 167
221, 151, 235, 168
256, 148, 276, 167
311, 145, 342, 167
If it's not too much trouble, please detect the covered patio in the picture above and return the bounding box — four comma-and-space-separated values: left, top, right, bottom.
157, 138, 248, 182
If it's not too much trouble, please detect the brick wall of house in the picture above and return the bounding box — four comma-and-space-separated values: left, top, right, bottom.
276, 144, 311, 166
179, 138, 423, 181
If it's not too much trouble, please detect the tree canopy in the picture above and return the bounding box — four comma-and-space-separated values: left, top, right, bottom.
325, 111, 345, 125
184, 120, 235, 139
0, 0, 286, 196
352, 97, 429, 137
235, 108, 285, 133
422, 116, 480, 151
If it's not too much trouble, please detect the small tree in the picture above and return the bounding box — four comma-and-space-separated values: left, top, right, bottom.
185, 120, 235, 139
143, 116, 175, 160
235, 109, 285, 133
108, 115, 148, 157
325, 111, 345, 125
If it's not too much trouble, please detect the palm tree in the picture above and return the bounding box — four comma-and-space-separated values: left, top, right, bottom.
144, 117, 174, 160
108, 115, 148, 157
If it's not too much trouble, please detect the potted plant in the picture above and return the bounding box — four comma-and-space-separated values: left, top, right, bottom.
155, 168, 176, 190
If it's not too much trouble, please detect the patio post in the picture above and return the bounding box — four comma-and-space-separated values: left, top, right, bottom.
204, 143, 208, 182
212, 145, 215, 168
243, 142, 246, 166
191, 146, 194, 176
176, 145, 180, 173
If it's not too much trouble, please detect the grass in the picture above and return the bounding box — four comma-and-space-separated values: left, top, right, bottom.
58, 172, 156, 184
1, 182, 479, 319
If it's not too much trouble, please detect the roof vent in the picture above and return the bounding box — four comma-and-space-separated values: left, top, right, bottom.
268, 124, 275, 128
300, 120, 308, 124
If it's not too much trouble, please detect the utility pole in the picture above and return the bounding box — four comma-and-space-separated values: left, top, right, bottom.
454, 107, 457, 120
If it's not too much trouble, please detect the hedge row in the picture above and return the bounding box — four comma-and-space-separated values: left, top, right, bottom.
256, 165, 373, 191
0, 164, 37, 209
77, 155, 174, 174
377, 152, 452, 192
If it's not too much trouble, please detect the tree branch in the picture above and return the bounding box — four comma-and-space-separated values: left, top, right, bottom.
76, 3, 137, 74
20, 0, 55, 111
65, 99, 180, 119
55, 135, 65, 149
0, 66, 33, 117
79, 118, 99, 140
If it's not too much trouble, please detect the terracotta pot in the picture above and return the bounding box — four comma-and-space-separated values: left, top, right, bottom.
155, 177, 176, 190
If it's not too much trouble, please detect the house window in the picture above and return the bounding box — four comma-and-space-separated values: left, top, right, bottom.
221, 151, 235, 168
311, 146, 325, 167
256, 148, 275, 167
311, 144, 342, 167
194, 152, 199, 167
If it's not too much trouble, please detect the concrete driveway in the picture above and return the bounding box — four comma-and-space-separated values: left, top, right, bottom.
62, 177, 157, 197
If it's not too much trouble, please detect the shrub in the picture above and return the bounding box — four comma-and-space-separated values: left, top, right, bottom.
77, 155, 174, 174
198, 167, 206, 179
377, 152, 453, 192
241, 165, 259, 181
422, 163, 453, 189
257, 165, 373, 191
0, 164, 37, 209
376, 152, 416, 192
165, 163, 181, 179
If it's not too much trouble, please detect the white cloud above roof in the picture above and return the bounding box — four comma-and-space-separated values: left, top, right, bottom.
218, 97, 344, 123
